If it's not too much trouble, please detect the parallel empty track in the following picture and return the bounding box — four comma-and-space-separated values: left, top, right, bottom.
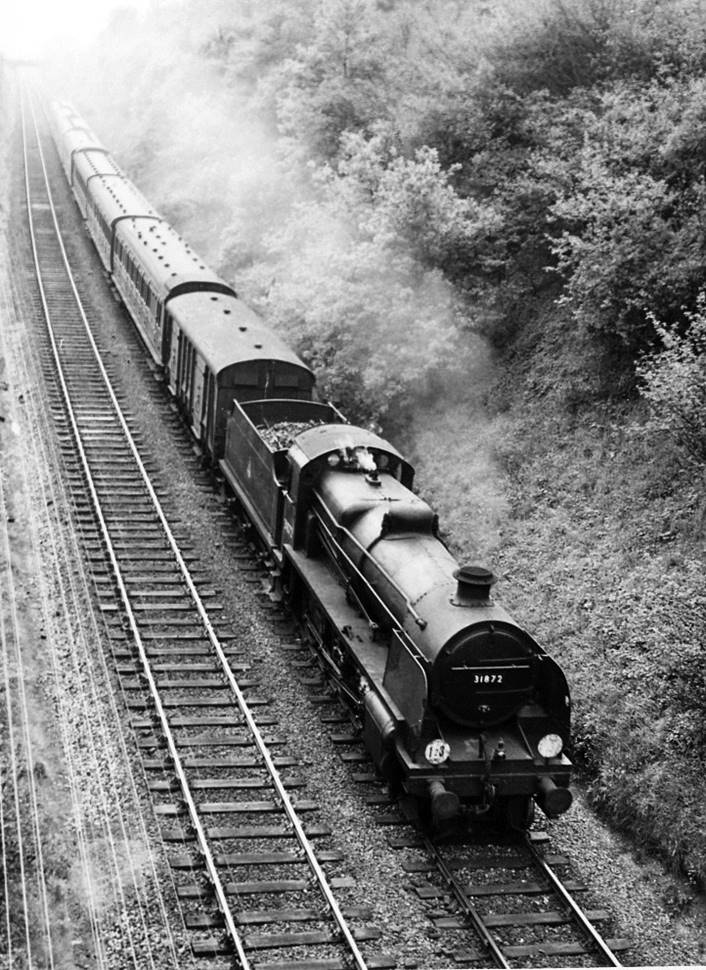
20, 90, 392, 970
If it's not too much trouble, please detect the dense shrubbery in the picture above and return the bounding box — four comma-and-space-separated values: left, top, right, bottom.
638, 297, 706, 462
546, 80, 706, 353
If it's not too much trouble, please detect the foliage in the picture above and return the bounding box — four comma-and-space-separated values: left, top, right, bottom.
334, 130, 504, 283
232, 141, 471, 428
638, 296, 706, 462
486, 0, 706, 93
56, 0, 706, 367
546, 80, 706, 352
274, 0, 397, 160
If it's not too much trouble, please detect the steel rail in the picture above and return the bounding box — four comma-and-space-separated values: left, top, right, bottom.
29, 335, 181, 966
524, 835, 623, 967
22, 96, 169, 970
0, 251, 109, 968
0, 488, 34, 970
421, 834, 511, 968
0, 460, 56, 967
423, 829, 624, 968
11, 330, 167, 969
0, 491, 32, 966
0, 219, 112, 968
25, 91, 370, 970
0, 724, 13, 966
21, 91, 253, 970
10, 310, 179, 969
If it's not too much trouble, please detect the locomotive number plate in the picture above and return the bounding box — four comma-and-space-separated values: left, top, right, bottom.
425, 739, 451, 765
473, 672, 504, 684
452, 663, 530, 688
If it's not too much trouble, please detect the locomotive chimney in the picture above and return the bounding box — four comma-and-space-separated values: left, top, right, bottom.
453, 565, 496, 600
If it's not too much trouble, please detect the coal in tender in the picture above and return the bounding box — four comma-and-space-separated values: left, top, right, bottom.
257, 420, 325, 450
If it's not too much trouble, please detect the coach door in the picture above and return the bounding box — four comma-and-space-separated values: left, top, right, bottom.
165, 312, 178, 392
176, 333, 195, 415
203, 369, 216, 455
191, 353, 206, 441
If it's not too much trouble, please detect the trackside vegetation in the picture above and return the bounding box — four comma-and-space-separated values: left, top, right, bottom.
51, 0, 706, 889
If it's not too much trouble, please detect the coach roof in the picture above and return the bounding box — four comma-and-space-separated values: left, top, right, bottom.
168, 290, 312, 377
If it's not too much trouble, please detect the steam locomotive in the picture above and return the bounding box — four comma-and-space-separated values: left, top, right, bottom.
51, 100, 573, 829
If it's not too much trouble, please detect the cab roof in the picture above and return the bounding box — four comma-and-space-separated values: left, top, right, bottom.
294, 424, 408, 465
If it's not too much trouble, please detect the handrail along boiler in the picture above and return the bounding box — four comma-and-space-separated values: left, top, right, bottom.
50, 99, 573, 829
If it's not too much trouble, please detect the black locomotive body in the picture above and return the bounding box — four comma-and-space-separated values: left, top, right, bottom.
51, 100, 573, 828
220, 401, 572, 826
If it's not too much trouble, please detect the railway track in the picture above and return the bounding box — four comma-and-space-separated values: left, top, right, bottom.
19, 88, 393, 970
1, 229, 188, 966
12, 79, 638, 970
386, 826, 630, 967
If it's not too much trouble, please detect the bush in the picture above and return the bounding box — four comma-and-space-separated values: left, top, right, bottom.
275, 0, 395, 160
546, 81, 706, 353
335, 130, 504, 282
236, 188, 468, 429
486, 0, 706, 94
638, 296, 706, 462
